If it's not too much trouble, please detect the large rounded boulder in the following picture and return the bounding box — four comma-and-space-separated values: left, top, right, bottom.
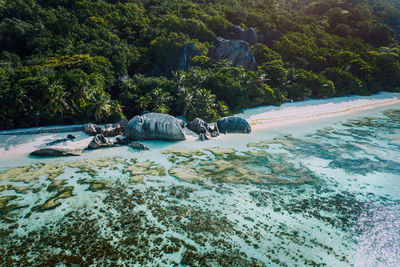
125, 113, 186, 141
217, 117, 251, 134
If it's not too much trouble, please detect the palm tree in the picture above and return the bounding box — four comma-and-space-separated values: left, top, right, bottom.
173, 71, 186, 92
151, 88, 172, 113
173, 72, 194, 117
86, 89, 112, 123
190, 88, 218, 121
178, 86, 195, 117
194, 88, 217, 109
46, 82, 70, 123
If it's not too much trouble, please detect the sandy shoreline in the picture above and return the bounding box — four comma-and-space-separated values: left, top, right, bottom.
0, 91, 399, 159
243, 92, 400, 130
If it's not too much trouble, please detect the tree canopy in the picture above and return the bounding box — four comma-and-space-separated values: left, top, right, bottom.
0, 0, 399, 129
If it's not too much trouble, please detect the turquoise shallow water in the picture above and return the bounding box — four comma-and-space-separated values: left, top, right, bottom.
0, 105, 399, 266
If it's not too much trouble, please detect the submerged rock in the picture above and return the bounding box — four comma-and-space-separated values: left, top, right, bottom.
217, 117, 251, 134
87, 134, 116, 150
30, 148, 81, 157
123, 160, 166, 182
128, 142, 150, 152
66, 157, 127, 177
165, 148, 314, 184
39, 186, 74, 211
169, 167, 200, 183
89, 181, 107, 192
45, 134, 76, 146
125, 113, 186, 141
0, 163, 64, 183
0, 195, 21, 221
207, 37, 256, 70
47, 180, 67, 192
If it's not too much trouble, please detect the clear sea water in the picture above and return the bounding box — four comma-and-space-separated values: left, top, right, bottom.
0, 99, 399, 266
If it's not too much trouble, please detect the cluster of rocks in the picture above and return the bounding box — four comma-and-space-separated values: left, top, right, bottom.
84, 121, 127, 137
30, 112, 252, 157
186, 116, 251, 141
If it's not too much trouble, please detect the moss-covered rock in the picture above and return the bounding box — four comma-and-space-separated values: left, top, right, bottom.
169, 167, 202, 182
89, 181, 108, 192
47, 180, 68, 192
247, 137, 295, 149
162, 149, 206, 158
166, 148, 314, 184
10, 185, 32, 194
123, 161, 166, 183
205, 147, 236, 155
0, 163, 64, 183
0, 195, 24, 221
66, 157, 127, 177
39, 186, 74, 211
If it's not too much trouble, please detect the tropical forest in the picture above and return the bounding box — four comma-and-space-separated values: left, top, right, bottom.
0, 0, 399, 129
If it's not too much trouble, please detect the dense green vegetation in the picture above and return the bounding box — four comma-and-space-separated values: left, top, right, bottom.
0, 0, 400, 129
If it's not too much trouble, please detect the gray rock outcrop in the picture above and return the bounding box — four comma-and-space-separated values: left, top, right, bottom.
217, 117, 251, 134
125, 113, 186, 141
84, 123, 97, 135
186, 118, 219, 140
30, 148, 81, 157
84, 123, 124, 137
87, 134, 116, 149
186, 118, 210, 135
207, 37, 256, 70
225, 25, 257, 46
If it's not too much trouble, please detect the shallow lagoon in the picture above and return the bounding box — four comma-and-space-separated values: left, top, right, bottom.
0, 93, 400, 266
